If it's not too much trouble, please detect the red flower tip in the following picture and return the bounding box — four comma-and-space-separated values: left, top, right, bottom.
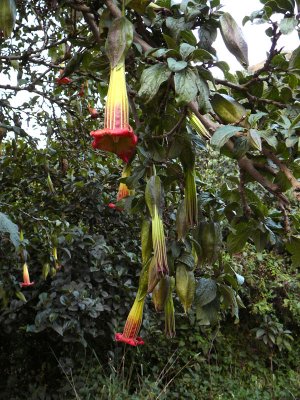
56, 76, 72, 85
115, 333, 144, 346
90, 127, 138, 163
21, 281, 35, 287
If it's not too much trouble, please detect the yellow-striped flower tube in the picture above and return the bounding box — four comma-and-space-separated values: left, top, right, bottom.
91, 61, 137, 163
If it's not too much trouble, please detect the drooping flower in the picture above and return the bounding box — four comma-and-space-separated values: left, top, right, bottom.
145, 175, 169, 278
115, 261, 149, 346
91, 61, 138, 163
20, 262, 34, 287
152, 206, 169, 277
115, 297, 145, 346
184, 168, 198, 227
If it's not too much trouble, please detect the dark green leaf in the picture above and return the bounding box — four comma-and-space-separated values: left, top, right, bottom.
138, 64, 171, 102
210, 126, 242, 148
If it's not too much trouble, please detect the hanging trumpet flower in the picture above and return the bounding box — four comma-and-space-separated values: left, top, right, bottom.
91, 17, 137, 163
115, 261, 149, 346
20, 262, 34, 288
145, 175, 169, 278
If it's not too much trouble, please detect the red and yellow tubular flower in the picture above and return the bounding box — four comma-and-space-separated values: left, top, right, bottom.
21, 262, 34, 287
115, 262, 149, 346
91, 61, 138, 163
115, 296, 145, 346
184, 168, 198, 227
152, 206, 169, 277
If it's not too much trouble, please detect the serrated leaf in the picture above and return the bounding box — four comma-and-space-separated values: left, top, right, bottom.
210, 126, 242, 148
105, 17, 133, 68
0, 212, 20, 249
138, 64, 171, 102
220, 12, 249, 67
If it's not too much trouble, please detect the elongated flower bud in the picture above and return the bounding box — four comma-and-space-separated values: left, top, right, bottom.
164, 277, 176, 338
184, 168, 198, 227
91, 61, 138, 163
152, 206, 169, 277
188, 111, 211, 139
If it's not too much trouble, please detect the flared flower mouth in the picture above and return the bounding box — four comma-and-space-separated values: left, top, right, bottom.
91, 127, 138, 163
90, 61, 137, 163
115, 333, 144, 346
20, 263, 34, 287
115, 297, 145, 346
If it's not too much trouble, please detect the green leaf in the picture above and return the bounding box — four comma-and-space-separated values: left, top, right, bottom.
196, 297, 219, 325
174, 68, 199, 104
195, 278, 217, 307
167, 58, 188, 72
210, 126, 242, 148
190, 48, 215, 62
279, 17, 297, 35
163, 33, 177, 49
0, 212, 20, 249
289, 46, 300, 70
227, 222, 252, 254
138, 64, 171, 102
105, 17, 133, 68
249, 129, 262, 151
259, 130, 278, 148
285, 236, 300, 267
180, 30, 197, 46
179, 43, 195, 60
219, 12, 249, 67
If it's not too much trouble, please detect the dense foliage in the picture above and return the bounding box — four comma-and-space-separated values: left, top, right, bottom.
0, 0, 299, 398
